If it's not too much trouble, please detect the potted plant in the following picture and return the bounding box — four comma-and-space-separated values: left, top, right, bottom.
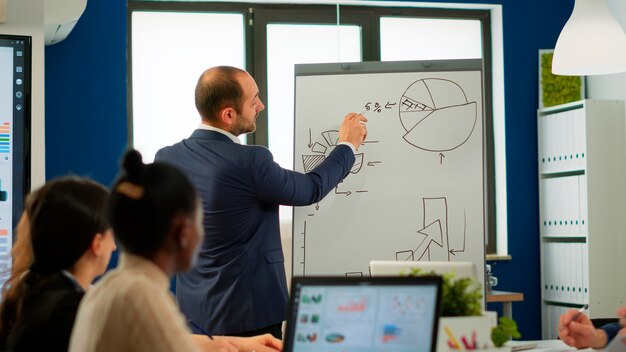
407, 269, 520, 350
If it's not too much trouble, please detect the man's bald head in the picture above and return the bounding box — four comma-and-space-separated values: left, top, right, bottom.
195, 66, 247, 123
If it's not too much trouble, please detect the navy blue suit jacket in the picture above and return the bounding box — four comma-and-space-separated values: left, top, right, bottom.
155, 129, 355, 334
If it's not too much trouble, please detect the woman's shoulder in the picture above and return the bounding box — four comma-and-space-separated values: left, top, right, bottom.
89, 266, 166, 303
5, 275, 83, 352
24, 274, 84, 307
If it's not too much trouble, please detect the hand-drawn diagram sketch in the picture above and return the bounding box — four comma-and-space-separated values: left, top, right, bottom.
396, 197, 467, 263
302, 129, 374, 211
292, 60, 485, 287
302, 129, 365, 174
297, 196, 469, 277
399, 78, 477, 152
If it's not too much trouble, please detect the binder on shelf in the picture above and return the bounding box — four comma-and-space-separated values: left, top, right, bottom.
543, 241, 589, 305
567, 243, 576, 302
582, 242, 589, 303
540, 176, 581, 237
552, 242, 559, 301
547, 242, 554, 301
554, 112, 564, 172
576, 242, 584, 304
539, 113, 555, 174
543, 242, 552, 301
574, 108, 587, 170
539, 106, 587, 175
579, 175, 588, 236
559, 110, 569, 171
539, 115, 547, 173
564, 243, 571, 302
565, 110, 576, 170
555, 243, 563, 302
562, 243, 569, 302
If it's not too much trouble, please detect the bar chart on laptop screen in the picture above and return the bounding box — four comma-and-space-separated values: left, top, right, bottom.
0, 36, 30, 289
292, 285, 438, 351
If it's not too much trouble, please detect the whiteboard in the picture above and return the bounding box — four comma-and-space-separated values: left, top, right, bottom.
292, 60, 487, 286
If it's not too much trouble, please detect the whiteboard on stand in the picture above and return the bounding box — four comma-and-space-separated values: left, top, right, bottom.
292, 59, 488, 288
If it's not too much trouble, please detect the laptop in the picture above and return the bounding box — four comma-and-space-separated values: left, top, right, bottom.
284, 276, 442, 352
369, 260, 477, 280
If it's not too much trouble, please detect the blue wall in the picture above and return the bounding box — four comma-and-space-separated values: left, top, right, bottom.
44, 0, 574, 340
45, 0, 127, 186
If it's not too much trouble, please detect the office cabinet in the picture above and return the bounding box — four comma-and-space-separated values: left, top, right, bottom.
538, 100, 626, 339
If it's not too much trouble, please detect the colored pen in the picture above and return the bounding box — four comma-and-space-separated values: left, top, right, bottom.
188, 319, 214, 340
443, 325, 461, 349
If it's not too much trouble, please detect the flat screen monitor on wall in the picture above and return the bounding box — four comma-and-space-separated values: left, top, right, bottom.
0, 35, 31, 285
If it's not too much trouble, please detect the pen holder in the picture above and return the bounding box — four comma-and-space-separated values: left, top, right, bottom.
437, 311, 498, 351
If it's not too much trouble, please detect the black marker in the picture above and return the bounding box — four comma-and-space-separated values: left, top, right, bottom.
188, 319, 214, 340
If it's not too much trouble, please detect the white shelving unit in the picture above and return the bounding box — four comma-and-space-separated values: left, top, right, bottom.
538, 100, 626, 339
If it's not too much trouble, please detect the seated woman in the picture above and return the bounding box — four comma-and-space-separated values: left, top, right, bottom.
69, 150, 282, 352
0, 177, 117, 352
0, 185, 39, 340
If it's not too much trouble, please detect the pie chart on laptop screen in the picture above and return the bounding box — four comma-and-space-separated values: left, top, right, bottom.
399, 78, 477, 152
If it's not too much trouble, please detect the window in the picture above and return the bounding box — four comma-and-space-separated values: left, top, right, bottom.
380, 17, 482, 61
267, 24, 361, 170
128, 2, 505, 255
266, 24, 362, 223
130, 10, 246, 163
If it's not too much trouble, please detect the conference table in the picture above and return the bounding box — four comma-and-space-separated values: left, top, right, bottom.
507, 339, 596, 352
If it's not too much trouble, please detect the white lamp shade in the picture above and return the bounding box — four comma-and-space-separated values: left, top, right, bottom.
553, 0, 626, 76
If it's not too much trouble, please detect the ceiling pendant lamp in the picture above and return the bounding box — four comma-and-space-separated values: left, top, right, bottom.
552, 0, 626, 76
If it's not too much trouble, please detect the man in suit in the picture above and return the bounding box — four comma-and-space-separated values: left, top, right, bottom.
155, 66, 367, 338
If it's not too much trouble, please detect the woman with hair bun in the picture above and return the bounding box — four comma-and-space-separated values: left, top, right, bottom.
0, 176, 116, 352
70, 150, 282, 352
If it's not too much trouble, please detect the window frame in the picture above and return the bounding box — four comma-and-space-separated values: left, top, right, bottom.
127, 1, 498, 254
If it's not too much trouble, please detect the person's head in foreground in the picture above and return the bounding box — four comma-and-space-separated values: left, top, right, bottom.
69, 150, 283, 352
109, 149, 203, 275
0, 176, 115, 351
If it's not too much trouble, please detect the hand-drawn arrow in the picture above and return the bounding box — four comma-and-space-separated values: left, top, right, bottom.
300, 221, 307, 274
334, 187, 351, 196
367, 161, 381, 167
315, 203, 320, 211
308, 128, 312, 148
385, 102, 397, 109
449, 210, 467, 256
439, 153, 445, 164
415, 219, 444, 260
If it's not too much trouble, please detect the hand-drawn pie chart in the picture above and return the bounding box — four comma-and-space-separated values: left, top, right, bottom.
302, 129, 364, 174
399, 78, 477, 152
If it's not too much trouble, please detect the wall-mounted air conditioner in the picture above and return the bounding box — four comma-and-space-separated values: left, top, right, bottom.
44, 0, 87, 45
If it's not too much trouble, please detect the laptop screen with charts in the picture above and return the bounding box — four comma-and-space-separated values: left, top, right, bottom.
284, 276, 442, 352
